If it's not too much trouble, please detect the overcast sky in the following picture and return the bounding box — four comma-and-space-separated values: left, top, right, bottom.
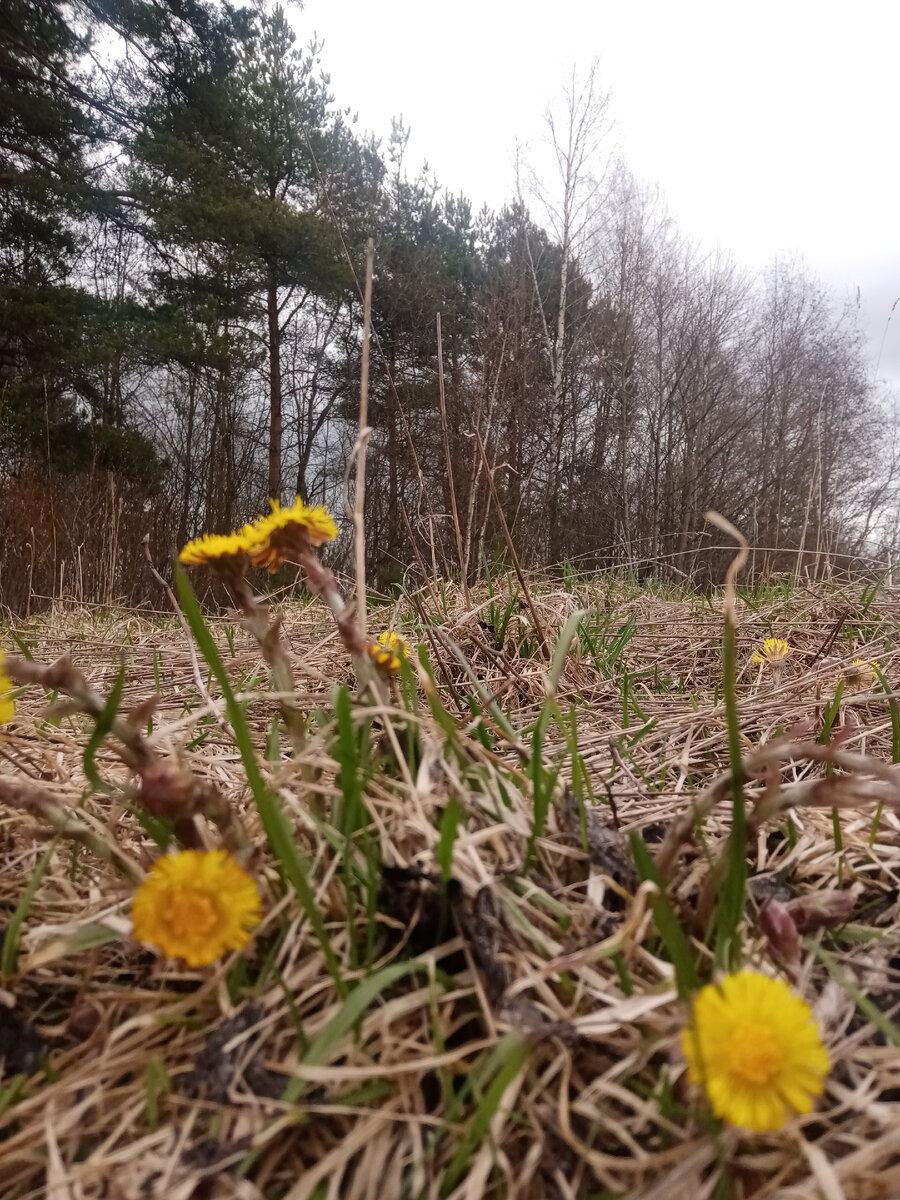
298, 0, 900, 386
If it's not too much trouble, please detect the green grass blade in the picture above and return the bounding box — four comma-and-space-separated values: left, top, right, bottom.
2, 836, 59, 976
0, 1074, 28, 1116
547, 609, 588, 693
875, 665, 900, 764
82, 661, 126, 794
334, 686, 365, 831
524, 707, 560, 871
442, 1033, 530, 1193
819, 680, 844, 747
281, 960, 427, 1104
6, 630, 33, 661
871, 664, 899, 845
144, 1053, 171, 1132
630, 833, 698, 999
436, 798, 464, 883
811, 942, 900, 1046
174, 564, 344, 994
715, 611, 746, 971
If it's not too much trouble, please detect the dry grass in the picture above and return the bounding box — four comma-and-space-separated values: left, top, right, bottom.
2, 570, 900, 1200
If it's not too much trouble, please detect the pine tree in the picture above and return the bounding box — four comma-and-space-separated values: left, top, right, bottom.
0, 0, 93, 465
129, 1, 362, 503
0, 0, 163, 480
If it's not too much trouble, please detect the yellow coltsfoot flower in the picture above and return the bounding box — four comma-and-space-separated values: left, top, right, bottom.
0, 648, 15, 724
246, 498, 338, 571
367, 630, 411, 673
843, 658, 879, 692
179, 529, 255, 567
751, 637, 791, 667
132, 849, 261, 967
682, 970, 829, 1132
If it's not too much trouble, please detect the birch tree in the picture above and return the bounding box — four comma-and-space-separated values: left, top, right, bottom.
518, 63, 614, 557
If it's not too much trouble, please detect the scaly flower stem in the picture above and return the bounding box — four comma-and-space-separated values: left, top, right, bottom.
298, 551, 388, 708
226, 572, 308, 757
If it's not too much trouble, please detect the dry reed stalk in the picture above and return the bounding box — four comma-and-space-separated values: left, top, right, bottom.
351, 238, 375, 637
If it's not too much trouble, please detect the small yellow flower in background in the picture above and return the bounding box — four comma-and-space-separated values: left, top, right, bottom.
179, 529, 255, 567
132, 849, 261, 967
682, 970, 829, 1132
751, 637, 791, 667
247, 498, 338, 572
843, 658, 880, 692
0, 649, 15, 724
367, 630, 411, 673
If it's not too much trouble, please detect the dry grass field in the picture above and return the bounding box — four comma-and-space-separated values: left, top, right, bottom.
1, 561, 900, 1200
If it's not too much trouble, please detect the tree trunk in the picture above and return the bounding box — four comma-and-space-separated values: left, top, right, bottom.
178, 371, 197, 546
267, 263, 282, 501
295, 445, 311, 503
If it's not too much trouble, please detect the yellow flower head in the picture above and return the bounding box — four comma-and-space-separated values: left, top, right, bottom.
751, 637, 791, 667
246, 498, 338, 572
682, 970, 829, 1132
0, 649, 15, 724
179, 529, 255, 567
367, 630, 411, 673
843, 658, 880, 693
132, 849, 261, 967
